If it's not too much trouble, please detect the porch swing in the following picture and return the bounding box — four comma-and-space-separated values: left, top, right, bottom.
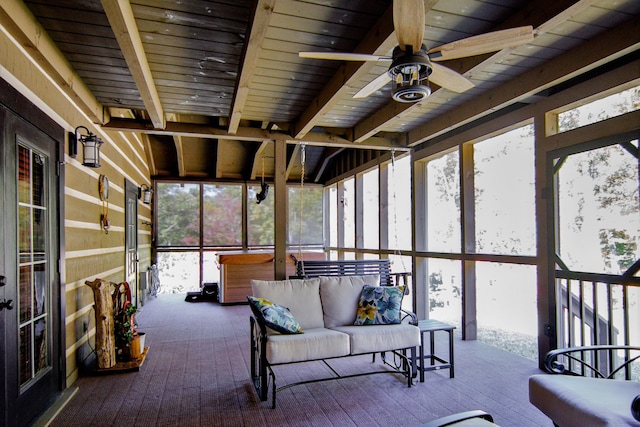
292, 148, 411, 290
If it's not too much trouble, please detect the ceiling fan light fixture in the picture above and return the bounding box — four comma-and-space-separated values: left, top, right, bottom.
389, 46, 432, 103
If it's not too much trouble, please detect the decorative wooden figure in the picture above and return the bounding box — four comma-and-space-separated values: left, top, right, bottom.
85, 278, 117, 368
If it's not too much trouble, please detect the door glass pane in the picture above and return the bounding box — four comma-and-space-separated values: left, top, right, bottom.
17, 143, 50, 388
34, 263, 47, 317
34, 318, 48, 376
31, 152, 45, 207
18, 145, 30, 203
33, 207, 46, 261
19, 326, 32, 386
474, 125, 535, 255
19, 206, 31, 263
556, 141, 639, 274
19, 266, 32, 323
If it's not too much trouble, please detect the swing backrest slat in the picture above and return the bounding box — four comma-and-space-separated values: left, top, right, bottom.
294, 259, 394, 286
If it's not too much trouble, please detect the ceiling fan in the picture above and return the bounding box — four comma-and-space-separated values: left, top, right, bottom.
299, 0, 534, 103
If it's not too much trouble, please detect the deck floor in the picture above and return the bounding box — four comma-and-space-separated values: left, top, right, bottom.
48, 294, 551, 426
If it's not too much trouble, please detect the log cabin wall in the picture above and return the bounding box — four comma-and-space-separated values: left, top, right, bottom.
0, 28, 152, 386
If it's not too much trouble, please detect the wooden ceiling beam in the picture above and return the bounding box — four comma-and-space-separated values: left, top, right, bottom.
140, 133, 157, 176
353, 0, 595, 142
102, 118, 409, 151
408, 16, 640, 146
174, 135, 186, 177
228, 0, 275, 134
0, 0, 107, 124
101, 0, 165, 129
167, 113, 185, 176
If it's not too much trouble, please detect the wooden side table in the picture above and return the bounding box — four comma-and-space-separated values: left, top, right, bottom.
417, 319, 456, 382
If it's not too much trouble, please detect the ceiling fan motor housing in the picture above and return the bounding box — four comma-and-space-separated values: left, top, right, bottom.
389, 46, 432, 102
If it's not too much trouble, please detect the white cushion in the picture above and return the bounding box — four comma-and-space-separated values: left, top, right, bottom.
331, 324, 420, 355
529, 374, 640, 427
319, 275, 380, 328
251, 278, 324, 330
266, 328, 350, 364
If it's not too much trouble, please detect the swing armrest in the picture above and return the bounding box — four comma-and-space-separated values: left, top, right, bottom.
401, 309, 418, 325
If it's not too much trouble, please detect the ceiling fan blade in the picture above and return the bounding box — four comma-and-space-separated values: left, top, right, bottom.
429, 63, 474, 93
299, 52, 389, 62
428, 26, 534, 61
393, 0, 425, 52
353, 72, 392, 99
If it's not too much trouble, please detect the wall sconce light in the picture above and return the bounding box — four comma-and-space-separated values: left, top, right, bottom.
70, 126, 103, 168
139, 184, 153, 204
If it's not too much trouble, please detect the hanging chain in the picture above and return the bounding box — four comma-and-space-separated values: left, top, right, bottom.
298, 144, 306, 262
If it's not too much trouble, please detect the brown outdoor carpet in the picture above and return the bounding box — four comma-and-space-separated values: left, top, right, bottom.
48, 294, 550, 426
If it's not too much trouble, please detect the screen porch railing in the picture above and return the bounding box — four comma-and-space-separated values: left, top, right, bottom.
555, 269, 640, 379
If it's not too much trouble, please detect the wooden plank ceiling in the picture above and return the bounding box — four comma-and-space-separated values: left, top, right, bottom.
9, 0, 640, 183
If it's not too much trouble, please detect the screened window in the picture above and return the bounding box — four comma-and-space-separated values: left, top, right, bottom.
558, 84, 640, 132
248, 184, 274, 246
424, 257, 462, 326
426, 150, 460, 253
156, 183, 200, 246
327, 184, 338, 247
387, 155, 412, 251
556, 141, 639, 275
156, 181, 324, 292
342, 178, 355, 248
203, 184, 242, 246
362, 169, 379, 249
473, 125, 535, 256
288, 186, 323, 246
476, 263, 537, 361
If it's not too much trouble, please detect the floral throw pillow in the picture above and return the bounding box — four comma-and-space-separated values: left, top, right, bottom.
247, 296, 303, 334
354, 285, 404, 325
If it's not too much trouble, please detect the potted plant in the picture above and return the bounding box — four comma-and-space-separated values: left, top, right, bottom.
114, 301, 138, 361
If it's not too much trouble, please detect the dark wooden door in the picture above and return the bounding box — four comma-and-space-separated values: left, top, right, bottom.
125, 180, 139, 306
0, 107, 62, 426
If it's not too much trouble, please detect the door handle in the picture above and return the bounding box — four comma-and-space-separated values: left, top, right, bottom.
0, 275, 5, 286
0, 299, 13, 310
